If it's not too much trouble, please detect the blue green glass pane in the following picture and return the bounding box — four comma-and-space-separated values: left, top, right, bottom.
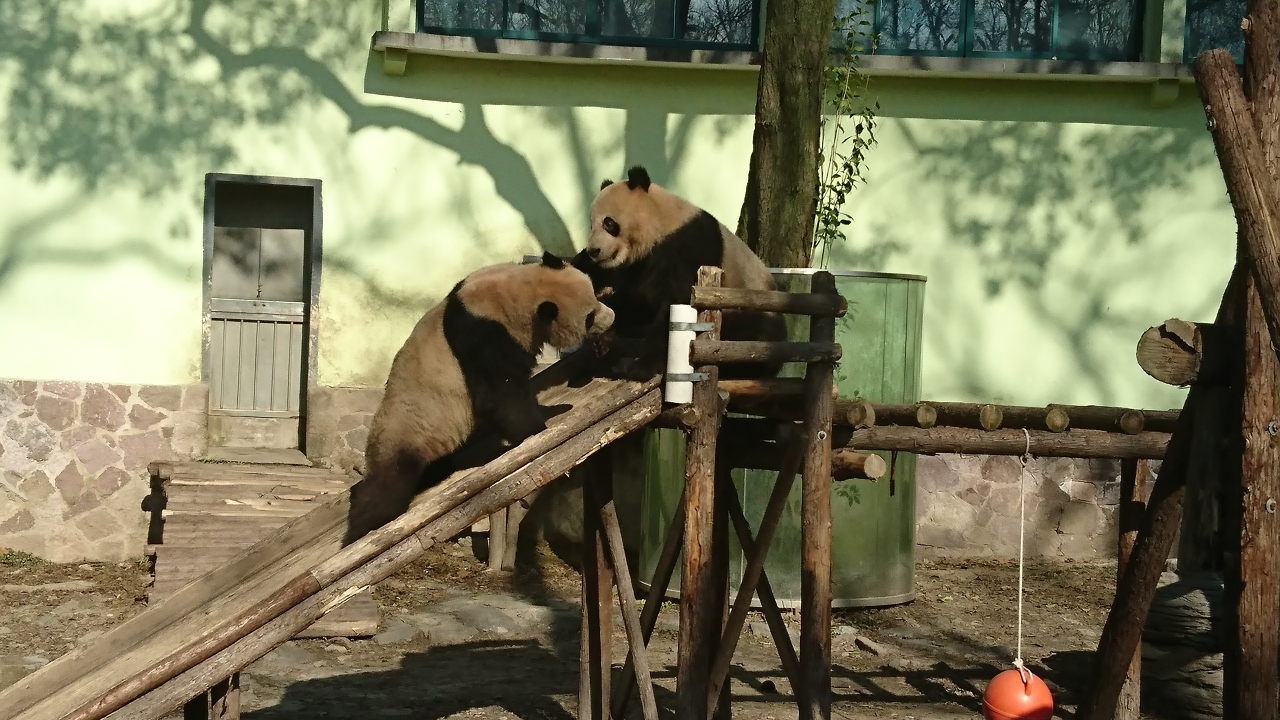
682, 0, 757, 43
1050, 0, 1141, 59
968, 0, 1053, 55
872, 0, 964, 52
1183, 0, 1244, 63
420, 0, 505, 33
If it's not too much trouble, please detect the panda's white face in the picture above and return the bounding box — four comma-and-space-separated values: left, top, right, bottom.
585, 168, 701, 270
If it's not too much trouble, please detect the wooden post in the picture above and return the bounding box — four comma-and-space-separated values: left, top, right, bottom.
579, 454, 613, 720
1115, 459, 1149, 720
502, 496, 527, 571
711, 463, 733, 720
182, 675, 239, 720
487, 507, 506, 572
676, 266, 726, 720
1224, 274, 1280, 720
799, 271, 836, 720
1074, 210, 1249, 720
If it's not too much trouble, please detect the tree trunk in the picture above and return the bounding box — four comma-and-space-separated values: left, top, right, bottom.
737, 0, 838, 268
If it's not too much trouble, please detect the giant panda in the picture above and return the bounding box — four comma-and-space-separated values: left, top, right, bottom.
571, 165, 788, 381
343, 252, 615, 545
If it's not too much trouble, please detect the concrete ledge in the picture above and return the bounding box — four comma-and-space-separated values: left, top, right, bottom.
372, 30, 1197, 85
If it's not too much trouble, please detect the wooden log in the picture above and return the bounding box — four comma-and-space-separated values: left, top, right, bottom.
677, 266, 726, 720
501, 497, 526, 572
690, 285, 847, 317
1225, 272, 1280, 720
720, 442, 886, 480
718, 378, 807, 397
723, 488, 802, 694
486, 507, 506, 572
1115, 459, 1150, 720
579, 453, 613, 720
690, 339, 841, 366
843, 426, 1171, 459
1197, 48, 1280, 359
599, 498, 659, 720
707, 431, 807, 710
799, 271, 836, 720
612, 491, 686, 720
106, 390, 665, 720
1075, 266, 1247, 720
1136, 319, 1236, 387
710, 463, 732, 720
1047, 404, 1146, 435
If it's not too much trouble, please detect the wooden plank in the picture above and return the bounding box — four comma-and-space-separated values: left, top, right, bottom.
677, 267, 725, 720
799, 271, 836, 720
236, 320, 258, 410
0, 492, 351, 720
109, 387, 665, 720
210, 320, 225, 411
288, 322, 304, 413
255, 322, 275, 412
3, 373, 655, 720
221, 320, 242, 411
271, 323, 291, 412
487, 507, 506, 572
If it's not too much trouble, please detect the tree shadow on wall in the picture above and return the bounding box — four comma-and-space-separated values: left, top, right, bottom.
832, 117, 1227, 404
0, 0, 735, 308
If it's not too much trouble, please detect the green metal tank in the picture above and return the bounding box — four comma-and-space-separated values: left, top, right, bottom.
636, 269, 926, 608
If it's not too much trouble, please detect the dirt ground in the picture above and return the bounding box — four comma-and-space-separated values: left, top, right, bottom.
0, 544, 1158, 720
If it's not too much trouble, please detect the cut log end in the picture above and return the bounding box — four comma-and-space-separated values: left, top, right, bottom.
1045, 406, 1071, 433
915, 403, 938, 428
1137, 323, 1201, 386
979, 404, 1003, 431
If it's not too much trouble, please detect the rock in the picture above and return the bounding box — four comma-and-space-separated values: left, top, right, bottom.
262, 641, 316, 667
452, 604, 520, 635
749, 622, 771, 638
82, 385, 127, 432
374, 618, 423, 646
323, 643, 348, 654
407, 612, 479, 646
854, 636, 891, 656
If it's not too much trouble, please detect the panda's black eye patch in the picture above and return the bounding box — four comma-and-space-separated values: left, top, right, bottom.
585, 312, 595, 330
602, 217, 620, 237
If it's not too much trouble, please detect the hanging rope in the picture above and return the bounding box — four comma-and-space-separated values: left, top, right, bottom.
1014, 428, 1032, 683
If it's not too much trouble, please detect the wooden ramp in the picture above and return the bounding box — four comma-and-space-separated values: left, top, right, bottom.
0, 362, 662, 720
146, 462, 379, 638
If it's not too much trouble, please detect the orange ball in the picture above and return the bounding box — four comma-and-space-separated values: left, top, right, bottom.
982, 667, 1054, 720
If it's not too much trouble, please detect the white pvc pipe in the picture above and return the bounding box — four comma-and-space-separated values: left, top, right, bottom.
665, 304, 697, 405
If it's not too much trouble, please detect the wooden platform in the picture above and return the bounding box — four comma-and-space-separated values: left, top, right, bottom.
146, 461, 380, 638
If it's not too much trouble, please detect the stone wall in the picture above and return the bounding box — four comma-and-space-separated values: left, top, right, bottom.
0, 380, 207, 562
914, 454, 1164, 560
2, 377, 1156, 564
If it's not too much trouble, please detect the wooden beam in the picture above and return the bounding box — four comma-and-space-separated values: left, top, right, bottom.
579, 454, 612, 720
691, 339, 842, 366
1115, 459, 1150, 720
1076, 267, 1247, 720
676, 266, 727, 720
1136, 319, 1236, 386
690, 285, 847, 317
1225, 273, 1280, 720
799, 271, 836, 720
599, 493, 659, 720
843, 426, 1170, 459
1195, 49, 1280, 356
720, 442, 886, 480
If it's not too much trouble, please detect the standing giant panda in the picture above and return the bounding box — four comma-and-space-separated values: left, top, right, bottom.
344, 252, 615, 544
571, 165, 788, 381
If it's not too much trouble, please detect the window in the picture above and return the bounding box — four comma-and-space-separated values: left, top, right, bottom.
861, 0, 1145, 61
1183, 0, 1244, 62
417, 0, 761, 49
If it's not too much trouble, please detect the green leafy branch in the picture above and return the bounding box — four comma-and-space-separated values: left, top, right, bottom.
813, 3, 880, 269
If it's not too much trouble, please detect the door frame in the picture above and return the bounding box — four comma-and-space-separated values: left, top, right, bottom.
201, 172, 324, 450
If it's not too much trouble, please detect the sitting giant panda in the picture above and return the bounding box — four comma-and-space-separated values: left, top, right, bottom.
344, 252, 615, 544
571, 165, 788, 381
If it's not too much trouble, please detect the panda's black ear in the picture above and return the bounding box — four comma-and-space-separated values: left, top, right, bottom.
541, 251, 565, 269
537, 301, 559, 323
599, 179, 613, 190
625, 166, 651, 191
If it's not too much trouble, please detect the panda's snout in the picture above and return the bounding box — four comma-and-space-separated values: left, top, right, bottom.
587, 247, 602, 258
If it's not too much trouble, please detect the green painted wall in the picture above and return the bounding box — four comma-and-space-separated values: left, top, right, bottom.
0, 1, 1233, 411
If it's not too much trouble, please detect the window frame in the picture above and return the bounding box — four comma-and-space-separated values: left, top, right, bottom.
415, 0, 764, 52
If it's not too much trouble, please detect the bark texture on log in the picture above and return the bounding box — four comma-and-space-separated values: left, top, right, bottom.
1115, 459, 1149, 720
735, 0, 839, 268
843, 426, 1170, 459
